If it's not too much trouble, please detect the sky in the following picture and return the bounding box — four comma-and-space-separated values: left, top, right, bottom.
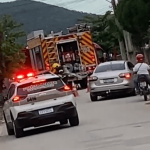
0, 0, 112, 15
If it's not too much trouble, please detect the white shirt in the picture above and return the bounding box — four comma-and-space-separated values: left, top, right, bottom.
133, 63, 150, 74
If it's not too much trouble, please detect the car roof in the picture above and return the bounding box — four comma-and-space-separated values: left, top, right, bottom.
10, 74, 60, 87
98, 61, 126, 66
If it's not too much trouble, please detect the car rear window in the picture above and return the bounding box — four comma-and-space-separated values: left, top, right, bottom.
95, 63, 125, 73
17, 78, 64, 95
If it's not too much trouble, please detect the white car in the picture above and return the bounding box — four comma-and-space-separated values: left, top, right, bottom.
3, 71, 79, 138
89, 61, 135, 101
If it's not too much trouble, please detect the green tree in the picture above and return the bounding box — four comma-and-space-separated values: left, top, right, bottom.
0, 15, 26, 92
115, 0, 150, 47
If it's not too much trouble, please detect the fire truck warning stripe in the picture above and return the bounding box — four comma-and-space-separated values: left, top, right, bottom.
81, 55, 93, 64
84, 32, 92, 39
80, 42, 94, 55
81, 37, 95, 51
80, 52, 93, 62
41, 40, 50, 68
81, 43, 94, 55
81, 52, 93, 60
80, 50, 96, 64
82, 35, 93, 45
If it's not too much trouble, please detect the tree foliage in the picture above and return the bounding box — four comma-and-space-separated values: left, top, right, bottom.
82, 11, 121, 53
115, 0, 150, 46
0, 15, 26, 81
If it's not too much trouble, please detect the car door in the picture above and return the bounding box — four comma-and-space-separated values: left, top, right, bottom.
3, 84, 16, 123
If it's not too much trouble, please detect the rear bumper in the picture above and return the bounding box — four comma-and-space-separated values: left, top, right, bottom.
90, 84, 134, 96
14, 102, 77, 129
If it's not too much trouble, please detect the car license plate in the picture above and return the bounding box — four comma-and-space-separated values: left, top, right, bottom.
140, 82, 146, 87
39, 108, 54, 115
104, 79, 114, 83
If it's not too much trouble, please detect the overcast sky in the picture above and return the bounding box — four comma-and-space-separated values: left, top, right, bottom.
0, 0, 111, 15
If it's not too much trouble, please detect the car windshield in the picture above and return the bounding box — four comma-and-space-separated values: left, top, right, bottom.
17, 77, 64, 95
95, 63, 125, 73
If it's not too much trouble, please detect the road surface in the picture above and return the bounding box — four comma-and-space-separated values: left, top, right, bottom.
1, 90, 150, 150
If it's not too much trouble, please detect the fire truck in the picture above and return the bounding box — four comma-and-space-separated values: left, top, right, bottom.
25, 24, 103, 88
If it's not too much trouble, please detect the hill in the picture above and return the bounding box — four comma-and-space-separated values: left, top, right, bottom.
0, 0, 90, 43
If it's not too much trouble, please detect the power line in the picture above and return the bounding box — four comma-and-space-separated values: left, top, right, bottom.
0, 0, 110, 15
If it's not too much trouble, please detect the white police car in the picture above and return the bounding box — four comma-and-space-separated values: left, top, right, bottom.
3, 71, 79, 138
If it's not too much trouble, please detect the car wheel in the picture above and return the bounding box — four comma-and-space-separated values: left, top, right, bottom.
60, 119, 68, 125
3, 112, 14, 135
143, 90, 148, 101
90, 93, 98, 101
80, 78, 87, 89
130, 88, 136, 96
13, 121, 24, 138
69, 114, 79, 126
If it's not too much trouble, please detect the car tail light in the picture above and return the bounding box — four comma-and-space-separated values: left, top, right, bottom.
12, 95, 27, 102
57, 85, 71, 92
89, 76, 98, 81
119, 73, 131, 79
64, 85, 71, 91
12, 96, 20, 102
32, 79, 46, 83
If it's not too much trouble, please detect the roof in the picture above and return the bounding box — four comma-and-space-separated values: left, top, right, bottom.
11, 74, 59, 87
98, 60, 126, 66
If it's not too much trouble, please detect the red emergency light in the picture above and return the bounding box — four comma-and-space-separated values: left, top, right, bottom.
14, 69, 36, 82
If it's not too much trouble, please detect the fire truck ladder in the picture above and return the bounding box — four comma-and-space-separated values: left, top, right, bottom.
46, 42, 59, 64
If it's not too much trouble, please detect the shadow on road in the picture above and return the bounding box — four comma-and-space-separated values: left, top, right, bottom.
98, 94, 135, 101
0, 123, 71, 140
23, 123, 70, 138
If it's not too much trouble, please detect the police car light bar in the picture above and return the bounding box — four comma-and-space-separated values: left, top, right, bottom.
32, 79, 46, 84
17, 75, 24, 79
27, 72, 34, 77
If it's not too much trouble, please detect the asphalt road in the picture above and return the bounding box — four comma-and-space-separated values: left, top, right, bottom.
1, 90, 150, 150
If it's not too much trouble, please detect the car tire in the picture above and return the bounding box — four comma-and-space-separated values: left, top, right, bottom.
80, 78, 87, 89
3, 112, 14, 135
90, 93, 98, 101
143, 90, 148, 101
69, 114, 79, 126
130, 88, 136, 96
60, 119, 68, 125
13, 121, 24, 138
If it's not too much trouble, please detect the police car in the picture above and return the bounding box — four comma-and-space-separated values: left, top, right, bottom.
3, 70, 79, 138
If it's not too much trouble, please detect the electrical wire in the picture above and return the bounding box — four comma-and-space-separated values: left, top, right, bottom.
0, 0, 111, 15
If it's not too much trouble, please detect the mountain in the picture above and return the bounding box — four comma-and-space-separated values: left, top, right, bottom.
0, 0, 90, 43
